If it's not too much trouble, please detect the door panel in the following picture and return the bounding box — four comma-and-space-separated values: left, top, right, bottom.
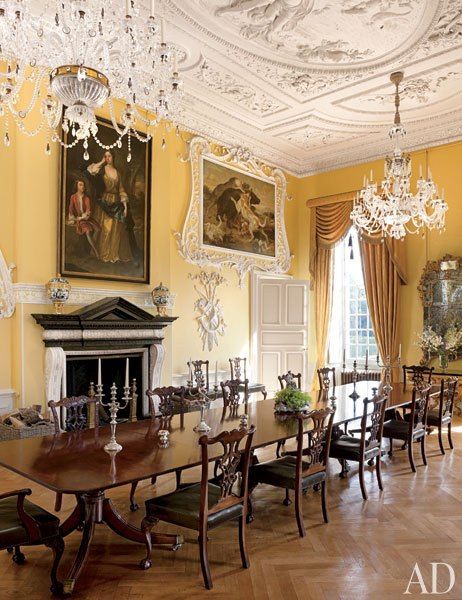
252, 275, 309, 395
261, 284, 281, 325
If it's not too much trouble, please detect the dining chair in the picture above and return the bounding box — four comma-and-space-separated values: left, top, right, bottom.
129, 386, 187, 511
276, 372, 301, 457
188, 359, 210, 390
402, 365, 434, 391
383, 385, 431, 472
329, 395, 387, 500
248, 408, 335, 538
317, 367, 336, 391
221, 378, 249, 409
139, 425, 256, 590
229, 357, 247, 381
0, 488, 64, 594
48, 395, 100, 512
278, 371, 302, 390
423, 377, 457, 455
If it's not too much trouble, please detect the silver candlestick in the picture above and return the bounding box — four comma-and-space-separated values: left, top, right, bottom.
187, 381, 218, 433
99, 383, 130, 452
349, 360, 360, 401
377, 354, 401, 395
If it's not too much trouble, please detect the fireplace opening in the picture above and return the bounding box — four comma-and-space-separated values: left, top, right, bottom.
66, 353, 145, 421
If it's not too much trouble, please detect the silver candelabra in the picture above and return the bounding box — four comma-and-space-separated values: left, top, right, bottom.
97, 382, 130, 452
187, 379, 219, 433
377, 354, 401, 395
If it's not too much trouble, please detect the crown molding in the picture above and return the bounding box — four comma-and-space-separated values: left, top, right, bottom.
13, 284, 176, 310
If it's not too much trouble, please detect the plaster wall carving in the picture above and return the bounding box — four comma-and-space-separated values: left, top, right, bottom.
189, 271, 227, 352
0, 249, 15, 319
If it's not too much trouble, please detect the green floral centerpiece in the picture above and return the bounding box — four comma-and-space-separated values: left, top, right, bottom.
274, 387, 311, 414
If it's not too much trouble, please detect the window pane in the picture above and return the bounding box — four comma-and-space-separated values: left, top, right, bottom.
328, 227, 378, 364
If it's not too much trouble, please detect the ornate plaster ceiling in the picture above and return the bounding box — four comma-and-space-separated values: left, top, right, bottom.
163, 0, 462, 176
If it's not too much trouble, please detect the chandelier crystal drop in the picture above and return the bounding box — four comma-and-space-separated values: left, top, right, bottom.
0, 0, 184, 160
351, 71, 447, 240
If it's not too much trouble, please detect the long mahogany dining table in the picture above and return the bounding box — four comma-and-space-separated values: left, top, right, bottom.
0, 380, 413, 594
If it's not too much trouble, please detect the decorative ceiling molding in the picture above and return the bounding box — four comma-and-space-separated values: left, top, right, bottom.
160, 0, 462, 176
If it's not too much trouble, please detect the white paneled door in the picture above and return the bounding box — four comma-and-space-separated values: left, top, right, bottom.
251, 274, 309, 395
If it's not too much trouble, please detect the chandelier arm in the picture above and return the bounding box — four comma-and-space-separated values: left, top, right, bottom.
5, 68, 47, 119
108, 98, 131, 136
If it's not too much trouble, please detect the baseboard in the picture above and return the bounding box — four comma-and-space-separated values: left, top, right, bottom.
0, 389, 15, 413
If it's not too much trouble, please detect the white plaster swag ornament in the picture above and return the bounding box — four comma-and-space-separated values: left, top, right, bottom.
189, 271, 227, 352
175, 137, 291, 286
0, 249, 15, 319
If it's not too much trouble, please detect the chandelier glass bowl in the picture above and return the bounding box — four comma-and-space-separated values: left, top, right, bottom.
351, 71, 447, 240
0, 0, 184, 159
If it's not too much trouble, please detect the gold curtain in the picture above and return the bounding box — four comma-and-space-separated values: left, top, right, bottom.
310, 201, 353, 389
359, 235, 407, 381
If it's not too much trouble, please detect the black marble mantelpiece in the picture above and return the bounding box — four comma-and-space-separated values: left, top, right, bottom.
33, 296, 177, 349
33, 297, 177, 417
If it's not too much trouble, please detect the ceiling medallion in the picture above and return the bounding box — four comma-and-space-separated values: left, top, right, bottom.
0, 0, 184, 161
351, 71, 448, 240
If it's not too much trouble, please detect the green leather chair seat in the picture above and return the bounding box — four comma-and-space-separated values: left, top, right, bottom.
145, 483, 243, 531
0, 497, 60, 548
383, 419, 425, 441
329, 435, 381, 462
249, 456, 326, 491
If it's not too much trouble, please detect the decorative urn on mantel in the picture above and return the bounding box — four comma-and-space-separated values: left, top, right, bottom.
152, 282, 174, 316
32, 297, 178, 417
46, 274, 71, 314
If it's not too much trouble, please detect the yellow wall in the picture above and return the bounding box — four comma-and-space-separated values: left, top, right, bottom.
296, 141, 462, 373
1, 103, 460, 408
0, 119, 303, 407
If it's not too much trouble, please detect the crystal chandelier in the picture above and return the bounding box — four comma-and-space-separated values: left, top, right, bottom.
351, 71, 447, 240
0, 0, 183, 161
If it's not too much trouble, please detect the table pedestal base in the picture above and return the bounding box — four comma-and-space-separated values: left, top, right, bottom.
60, 491, 183, 595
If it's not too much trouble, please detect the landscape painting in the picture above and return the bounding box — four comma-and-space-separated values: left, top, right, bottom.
59, 118, 151, 283
202, 158, 276, 258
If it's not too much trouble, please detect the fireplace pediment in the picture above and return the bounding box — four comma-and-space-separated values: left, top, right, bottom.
33, 297, 177, 414
33, 296, 177, 332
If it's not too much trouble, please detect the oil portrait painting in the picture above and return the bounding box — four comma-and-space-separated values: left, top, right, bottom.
202, 158, 276, 258
59, 118, 151, 283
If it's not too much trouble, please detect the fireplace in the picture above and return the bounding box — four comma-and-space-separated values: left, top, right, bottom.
33, 297, 177, 423
66, 352, 144, 420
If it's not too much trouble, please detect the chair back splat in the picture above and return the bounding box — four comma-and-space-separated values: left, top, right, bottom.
278, 371, 302, 390
146, 386, 186, 417
221, 379, 249, 407
199, 426, 255, 519
48, 396, 99, 434
317, 367, 336, 391
402, 365, 434, 390
297, 408, 335, 480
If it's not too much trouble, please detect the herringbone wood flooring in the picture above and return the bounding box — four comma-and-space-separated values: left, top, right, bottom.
1, 422, 462, 600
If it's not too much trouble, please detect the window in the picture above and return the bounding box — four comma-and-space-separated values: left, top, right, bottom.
328, 227, 378, 367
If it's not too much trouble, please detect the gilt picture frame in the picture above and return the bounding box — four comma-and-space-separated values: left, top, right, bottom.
59, 117, 151, 283
175, 136, 291, 285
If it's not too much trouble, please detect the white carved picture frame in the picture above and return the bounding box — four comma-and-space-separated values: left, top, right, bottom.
175, 137, 291, 285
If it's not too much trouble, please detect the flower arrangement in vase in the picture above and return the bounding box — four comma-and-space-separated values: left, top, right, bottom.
417, 324, 462, 370
274, 387, 311, 414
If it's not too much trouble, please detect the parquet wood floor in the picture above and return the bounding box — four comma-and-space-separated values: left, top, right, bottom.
1, 422, 461, 600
